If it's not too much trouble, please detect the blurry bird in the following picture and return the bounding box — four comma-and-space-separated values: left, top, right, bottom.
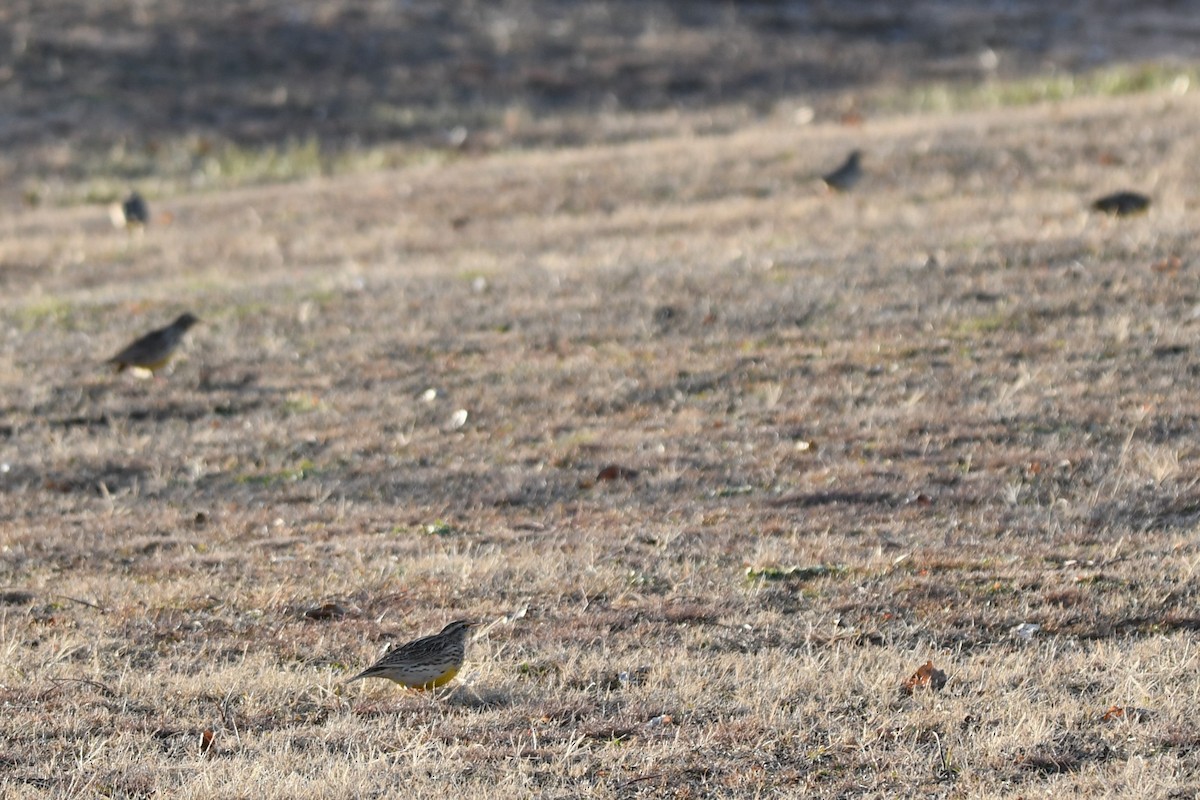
347, 620, 475, 691
123, 192, 150, 226
1091, 190, 1150, 217
822, 150, 863, 192
110, 192, 150, 230
106, 313, 200, 375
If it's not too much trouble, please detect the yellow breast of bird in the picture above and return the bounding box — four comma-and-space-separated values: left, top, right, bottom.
401, 665, 460, 691
138, 355, 173, 372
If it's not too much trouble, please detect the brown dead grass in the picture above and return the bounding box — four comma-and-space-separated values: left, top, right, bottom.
5, 82, 1200, 795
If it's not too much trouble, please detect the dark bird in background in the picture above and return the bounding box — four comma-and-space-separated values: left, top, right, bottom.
1091, 190, 1150, 217
822, 150, 863, 192
106, 313, 201, 375
110, 192, 149, 229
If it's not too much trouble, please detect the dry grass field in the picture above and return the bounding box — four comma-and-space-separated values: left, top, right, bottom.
6, 4, 1200, 798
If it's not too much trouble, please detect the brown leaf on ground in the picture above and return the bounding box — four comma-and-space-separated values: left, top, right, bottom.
304, 602, 351, 621
1100, 705, 1151, 723
901, 660, 948, 695
596, 465, 640, 482
1151, 256, 1183, 274
200, 729, 216, 756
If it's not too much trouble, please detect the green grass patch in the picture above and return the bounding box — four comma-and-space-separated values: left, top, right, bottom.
236, 459, 318, 485
11, 298, 77, 331
883, 62, 1196, 115
745, 564, 846, 582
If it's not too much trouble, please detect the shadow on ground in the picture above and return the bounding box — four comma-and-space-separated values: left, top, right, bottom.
3, 1, 1199, 188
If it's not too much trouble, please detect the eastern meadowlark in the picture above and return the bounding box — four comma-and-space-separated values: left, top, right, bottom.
106, 312, 200, 374
822, 149, 863, 192
347, 620, 475, 691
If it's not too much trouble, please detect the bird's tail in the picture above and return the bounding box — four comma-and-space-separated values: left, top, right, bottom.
344, 668, 373, 684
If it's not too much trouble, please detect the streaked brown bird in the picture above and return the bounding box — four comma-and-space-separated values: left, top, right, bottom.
822, 149, 863, 192
106, 313, 200, 374
347, 620, 476, 691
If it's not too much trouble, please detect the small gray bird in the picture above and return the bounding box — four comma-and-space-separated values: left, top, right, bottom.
822, 150, 863, 192
106, 313, 200, 374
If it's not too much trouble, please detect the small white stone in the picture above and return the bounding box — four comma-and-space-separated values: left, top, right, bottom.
1012, 622, 1040, 642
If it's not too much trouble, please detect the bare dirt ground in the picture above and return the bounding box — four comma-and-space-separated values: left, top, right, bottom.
4, 2, 1200, 798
